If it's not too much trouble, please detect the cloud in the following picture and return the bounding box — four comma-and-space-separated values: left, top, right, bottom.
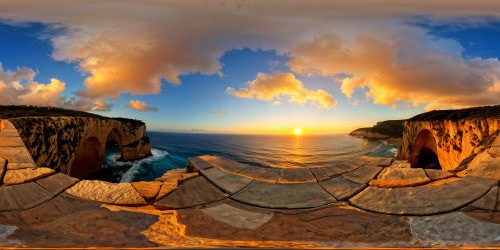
288, 30, 500, 110
1, 1, 500, 109
0, 63, 111, 110
126, 100, 158, 112
210, 110, 225, 115
227, 72, 336, 108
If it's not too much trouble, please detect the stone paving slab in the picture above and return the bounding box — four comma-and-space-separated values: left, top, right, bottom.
200, 202, 274, 229
3, 167, 55, 185
201, 156, 250, 174
0, 158, 6, 184
467, 156, 500, 180
0, 182, 54, 211
350, 176, 498, 215
236, 166, 267, 180
336, 162, 363, 173
0, 136, 25, 147
310, 167, 330, 181
66, 180, 147, 205
254, 168, 282, 182
369, 167, 430, 188
0, 146, 35, 163
19, 194, 99, 225
154, 176, 228, 209
156, 168, 185, 181
0, 130, 20, 136
463, 186, 499, 212
321, 165, 347, 178
277, 168, 316, 183
364, 157, 393, 167
155, 180, 178, 201
36, 173, 78, 195
200, 167, 252, 194
131, 181, 162, 201
231, 180, 336, 209
410, 212, 500, 247
187, 156, 213, 172
319, 176, 366, 200
342, 165, 383, 184
424, 169, 456, 181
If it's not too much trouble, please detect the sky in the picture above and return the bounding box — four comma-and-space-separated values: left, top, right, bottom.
0, 1, 499, 134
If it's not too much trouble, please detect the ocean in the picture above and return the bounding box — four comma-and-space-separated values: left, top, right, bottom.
89, 132, 399, 183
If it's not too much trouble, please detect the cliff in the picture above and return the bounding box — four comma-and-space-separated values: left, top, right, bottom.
398, 105, 500, 171
349, 120, 404, 139
1, 105, 152, 178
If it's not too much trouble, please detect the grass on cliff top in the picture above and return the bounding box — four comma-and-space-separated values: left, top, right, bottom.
408, 105, 500, 121
0, 105, 143, 125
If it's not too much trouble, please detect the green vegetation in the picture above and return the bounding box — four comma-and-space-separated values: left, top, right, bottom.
351, 120, 405, 138
0, 105, 143, 126
409, 105, 500, 121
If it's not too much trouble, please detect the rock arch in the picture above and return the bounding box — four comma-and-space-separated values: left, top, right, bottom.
70, 136, 103, 179
409, 129, 441, 169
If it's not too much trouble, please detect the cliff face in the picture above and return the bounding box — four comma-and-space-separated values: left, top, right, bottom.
9, 117, 152, 178
399, 119, 500, 171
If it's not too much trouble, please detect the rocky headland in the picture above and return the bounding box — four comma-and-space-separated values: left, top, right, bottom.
0, 105, 499, 248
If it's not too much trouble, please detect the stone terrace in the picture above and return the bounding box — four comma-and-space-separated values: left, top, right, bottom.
0, 119, 499, 248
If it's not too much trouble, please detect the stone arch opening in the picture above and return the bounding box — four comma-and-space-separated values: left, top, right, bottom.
105, 128, 124, 161
70, 136, 103, 179
409, 129, 441, 169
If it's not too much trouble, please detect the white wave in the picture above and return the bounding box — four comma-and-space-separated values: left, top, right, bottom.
369, 144, 381, 153
108, 148, 169, 183
389, 148, 398, 156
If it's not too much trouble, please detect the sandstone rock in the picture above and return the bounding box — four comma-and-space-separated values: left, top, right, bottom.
200, 167, 252, 194
36, 173, 78, 195
154, 176, 228, 209
3, 168, 55, 185
399, 119, 500, 171
0, 158, 6, 185
131, 181, 162, 201
369, 168, 430, 188
424, 169, 456, 181
466, 150, 500, 180
65, 180, 147, 205
9, 117, 151, 178
156, 168, 185, 181
389, 160, 411, 168
231, 180, 336, 209
6, 162, 37, 170
350, 176, 498, 215
410, 212, 500, 247
155, 180, 178, 201
0, 182, 54, 211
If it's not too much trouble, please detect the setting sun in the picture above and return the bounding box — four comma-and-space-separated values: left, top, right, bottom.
294, 128, 302, 135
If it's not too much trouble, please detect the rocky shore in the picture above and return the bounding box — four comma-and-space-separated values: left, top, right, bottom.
0, 105, 499, 248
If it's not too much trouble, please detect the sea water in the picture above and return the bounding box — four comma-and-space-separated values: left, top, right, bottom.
89, 132, 398, 183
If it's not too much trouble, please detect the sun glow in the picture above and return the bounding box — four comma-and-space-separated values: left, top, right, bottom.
294, 128, 302, 135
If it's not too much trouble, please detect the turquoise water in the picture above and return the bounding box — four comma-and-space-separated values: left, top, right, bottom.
91, 132, 398, 183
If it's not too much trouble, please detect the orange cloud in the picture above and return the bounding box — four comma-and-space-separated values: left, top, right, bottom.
0, 63, 110, 110
227, 72, 336, 109
126, 100, 158, 112
288, 31, 500, 110
1, 0, 500, 109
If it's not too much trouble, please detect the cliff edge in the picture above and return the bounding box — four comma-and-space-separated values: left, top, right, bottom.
0, 105, 152, 178
349, 120, 404, 139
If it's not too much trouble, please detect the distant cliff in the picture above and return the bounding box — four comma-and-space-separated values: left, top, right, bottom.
1, 105, 152, 178
349, 120, 405, 139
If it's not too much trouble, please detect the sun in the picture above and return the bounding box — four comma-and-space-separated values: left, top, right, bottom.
294, 128, 302, 135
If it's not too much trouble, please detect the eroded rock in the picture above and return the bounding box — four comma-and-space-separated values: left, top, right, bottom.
66, 180, 147, 205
